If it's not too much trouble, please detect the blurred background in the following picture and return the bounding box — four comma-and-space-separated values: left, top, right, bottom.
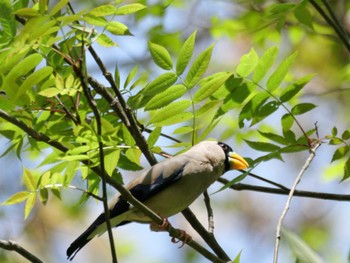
1, 0, 350, 262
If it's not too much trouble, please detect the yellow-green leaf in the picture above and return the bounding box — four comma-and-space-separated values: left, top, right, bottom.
148, 42, 173, 70
176, 31, 196, 75
143, 72, 177, 96
116, 3, 146, 15
106, 21, 132, 35
23, 168, 36, 191
90, 5, 116, 17
149, 100, 191, 125
2, 191, 31, 205
24, 193, 36, 219
236, 48, 259, 78
145, 84, 186, 110
185, 45, 214, 88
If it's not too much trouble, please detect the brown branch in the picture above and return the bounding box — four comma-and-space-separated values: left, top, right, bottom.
217, 178, 350, 201
0, 240, 43, 263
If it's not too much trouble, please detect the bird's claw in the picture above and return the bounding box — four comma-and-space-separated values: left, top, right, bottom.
171, 230, 192, 248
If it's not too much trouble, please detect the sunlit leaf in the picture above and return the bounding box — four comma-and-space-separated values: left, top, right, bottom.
149, 100, 191, 125
106, 21, 132, 35
258, 131, 289, 145
49, 0, 69, 16
104, 149, 120, 176
152, 112, 193, 127
266, 52, 297, 92
96, 33, 117, 47
244, 140, 281, 152
90, 5, 116, 16
342, 157, 350, 181
143, 72, 177, 96
193, 72, 232, 103
147, 127, 162, 147
148, 42, 173, 70
24, 193, 36, 219
253, 46, 278, 82
115, 3, 146, 15
23, 168, 36, 191
1, 191, 31, 205
281, 113, 294, 132
236, 48, 258, 77
145, 84, 187, 110
185, 44, 214, 88
176, 31, 196, 75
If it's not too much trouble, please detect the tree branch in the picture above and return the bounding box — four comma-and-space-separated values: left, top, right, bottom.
273, 143, 321, 263
0, 240, 43, 263
73, 56, 117, 262
218, 178, 350, 202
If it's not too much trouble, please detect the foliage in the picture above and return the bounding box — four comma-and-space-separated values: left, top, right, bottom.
0, 0, 349, 262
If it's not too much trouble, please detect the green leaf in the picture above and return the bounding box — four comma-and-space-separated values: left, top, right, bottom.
143, 72, 177, 96
145, 84, 187, 111
104, 149, 120, 176
258, 131, 289, 145
282, 228, 324, 263
49, 0, 69, 16
279, 74, 314, 102
266, 52, 297, 92
291, 103, 316, 115
17, 66, 53, 99
148, 42, 173, 70
193, 72, 232, 103
294, 1, 313, 29
176, 31, 196, 75
116, 3, 146, 15
38, 88, 60, 97
96, 33, 117, 47
281, 113, 294, 132
244, 140, 281, 152
106, 21, 132, 35
173, 126, 194, 135
24, 193, 36, 219
39, 188, 49, 205
342, 130, 350, 140
251, 101, 279, 126
61, 155, 90, 161
236, 48, 259, 78
2, 191, 31, 205
90, 5, 116, 16
331, 146, 350, 163
152, 112, 193, 127
23, 168, 36, 191
253, 46, 278, 82
124, 65, 138, 89
328, 137, 343, 145
147, 127, 162, 147
149, 100, 191, 125
343, 157, 350, 181
185, 44, 214, 88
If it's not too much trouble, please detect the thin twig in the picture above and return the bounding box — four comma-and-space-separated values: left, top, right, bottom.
0, 240, 43, 263
182, 208, 231, 261
309, 0, 350, 53
203, 191, 215, 233
273, 143, 321, 263
73, 55, 118, 262
217, 178, 350, 201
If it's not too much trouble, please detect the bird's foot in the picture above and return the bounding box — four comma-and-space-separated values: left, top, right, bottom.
171, 230, 192, 248
150, 218, 172, 232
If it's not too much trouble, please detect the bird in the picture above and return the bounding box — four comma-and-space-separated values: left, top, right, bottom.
66, 140, 249, 260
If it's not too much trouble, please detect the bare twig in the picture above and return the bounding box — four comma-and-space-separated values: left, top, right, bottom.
218, 178, 350, 201
273, 143, 321, 263
0, 240, 43, 263
203, 191, 215, 233
182, 208, 231, 261
309, 0, 350, 53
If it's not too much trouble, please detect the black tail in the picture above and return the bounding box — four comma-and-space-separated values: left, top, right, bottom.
66, 213, 104, 260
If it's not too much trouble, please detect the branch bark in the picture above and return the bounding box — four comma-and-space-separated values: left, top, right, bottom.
0, 240, 43, 263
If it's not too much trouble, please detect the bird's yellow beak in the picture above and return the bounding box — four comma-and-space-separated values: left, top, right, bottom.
229, 152, 249, 170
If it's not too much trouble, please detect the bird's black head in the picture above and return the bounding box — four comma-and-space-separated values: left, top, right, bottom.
218, 141, 233, 172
